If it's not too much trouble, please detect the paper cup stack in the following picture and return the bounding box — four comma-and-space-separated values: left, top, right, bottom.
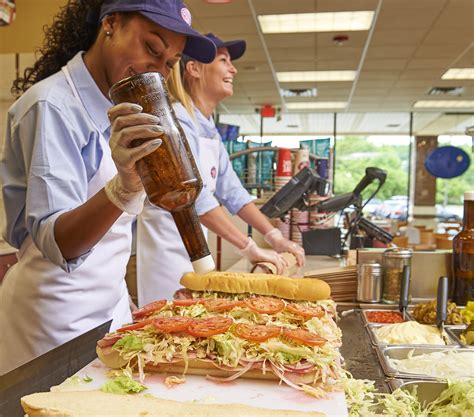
293, 148, 310, 175
275, 148, 292, 191
309, 193, 335, 229
290, 208, 309, 245
275, 214, 291, 240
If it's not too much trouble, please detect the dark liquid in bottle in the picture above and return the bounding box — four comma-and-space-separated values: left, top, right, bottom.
452, 198, 474, 305
109, 73, 212, 264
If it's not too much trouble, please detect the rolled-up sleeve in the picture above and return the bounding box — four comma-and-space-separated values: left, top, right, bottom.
175, 105, 219, 216
214, 141, 253, 215
6, 101, 94, 271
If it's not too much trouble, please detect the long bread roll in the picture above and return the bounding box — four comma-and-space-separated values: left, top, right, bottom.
180, 271, 330, 301
22, 391, 326, 417
97, 346, 318, 385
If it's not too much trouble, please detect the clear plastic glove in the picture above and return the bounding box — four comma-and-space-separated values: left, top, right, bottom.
104, 102, 164, 214
264, 228, 306, 267
236, 237, 287, 275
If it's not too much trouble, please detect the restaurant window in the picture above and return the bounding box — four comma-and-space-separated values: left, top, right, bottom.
334, 135, 410, 220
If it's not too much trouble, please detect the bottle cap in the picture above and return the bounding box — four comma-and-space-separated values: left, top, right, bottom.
465, 191, 474, 201
192, 254, 216, 274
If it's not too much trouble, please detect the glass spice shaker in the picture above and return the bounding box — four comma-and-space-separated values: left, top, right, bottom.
382, 248, 413, 304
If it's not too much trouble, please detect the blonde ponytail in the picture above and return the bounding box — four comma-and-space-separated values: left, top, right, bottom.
167, 65, 195, 119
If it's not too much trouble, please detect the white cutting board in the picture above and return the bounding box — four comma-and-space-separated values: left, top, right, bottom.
57, 359, 348, 417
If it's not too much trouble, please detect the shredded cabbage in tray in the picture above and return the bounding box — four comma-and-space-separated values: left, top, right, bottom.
343, 374, 474, 417
388, 350, 474, 380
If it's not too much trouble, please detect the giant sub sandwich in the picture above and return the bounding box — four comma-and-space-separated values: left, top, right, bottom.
97, 272, 343, 396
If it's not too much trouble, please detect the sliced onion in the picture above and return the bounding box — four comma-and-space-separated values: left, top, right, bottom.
269, 362, 304, 391
283, 363, 315, 374
206, 361, 253, 382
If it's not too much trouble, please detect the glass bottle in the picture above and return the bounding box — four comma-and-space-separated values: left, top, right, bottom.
109, 72, 215, 273
453, 191, 474, 305
382, 247, 413, 304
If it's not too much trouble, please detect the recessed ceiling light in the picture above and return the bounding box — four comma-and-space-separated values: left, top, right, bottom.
428, 86, 464, 96
287, 102, 347, 110
280, 88, 318, 97
413, 100, 474, 108
277, 71, 356, 82
258, 11, 374, 34
441, 68, 474, 80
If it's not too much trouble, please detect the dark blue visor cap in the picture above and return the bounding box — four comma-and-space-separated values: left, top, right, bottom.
205, 33, 246, 61
99, 0, 217, 63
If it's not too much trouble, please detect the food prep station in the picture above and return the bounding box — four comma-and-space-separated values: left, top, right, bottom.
3, 300, 471, 417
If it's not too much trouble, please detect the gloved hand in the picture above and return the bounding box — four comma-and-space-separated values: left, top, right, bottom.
236, 238, 287, 275
105, 103, 164, 214
264, 228, 306, 267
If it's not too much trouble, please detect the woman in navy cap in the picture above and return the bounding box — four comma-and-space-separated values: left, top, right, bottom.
0, 0, 215, 374
137, 33, 305, 305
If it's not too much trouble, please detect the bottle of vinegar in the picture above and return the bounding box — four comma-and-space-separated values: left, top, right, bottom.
452, 191, 474, 305
109, 72, 215, 273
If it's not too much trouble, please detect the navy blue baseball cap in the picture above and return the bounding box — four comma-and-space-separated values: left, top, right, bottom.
205, 33, 246, 61
98, 0, 217, 63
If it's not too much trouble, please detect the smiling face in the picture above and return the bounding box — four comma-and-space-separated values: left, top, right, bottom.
100, 13, 186, 88
201, 47, 237, 101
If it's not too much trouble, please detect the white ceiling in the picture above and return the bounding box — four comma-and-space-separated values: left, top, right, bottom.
1, 0, 473, 135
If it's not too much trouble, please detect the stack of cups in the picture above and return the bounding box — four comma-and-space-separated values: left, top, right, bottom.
291, 208, 309, 245
293, 148, 310, 175
275, 148, 292, 191
275, 214, 291, 240
309, 193, 335, 229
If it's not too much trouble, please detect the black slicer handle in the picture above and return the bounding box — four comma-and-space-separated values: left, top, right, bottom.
437, 276, 448, 328
399, 265, 410, 312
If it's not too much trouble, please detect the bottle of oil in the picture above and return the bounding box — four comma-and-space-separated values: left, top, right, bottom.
452, 191, 474, 305
109, 72, 215, 273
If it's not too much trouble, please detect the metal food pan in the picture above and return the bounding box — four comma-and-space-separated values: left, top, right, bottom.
361, 309, 413, 326
446, 327, 474, 349
377, 345, 467, 380
366, 323, 459, 347
408, 305, 466, 328
397, 380, 448, 404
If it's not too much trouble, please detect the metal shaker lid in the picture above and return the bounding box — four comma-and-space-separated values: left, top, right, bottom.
383, 247, 413, 258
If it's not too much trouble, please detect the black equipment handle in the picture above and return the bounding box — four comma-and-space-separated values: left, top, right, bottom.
399, 265, 410, 313
436, 276, 448, 329
353, 167, 387, 196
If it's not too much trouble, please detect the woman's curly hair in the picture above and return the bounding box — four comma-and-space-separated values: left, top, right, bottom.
12, 0, 104, 96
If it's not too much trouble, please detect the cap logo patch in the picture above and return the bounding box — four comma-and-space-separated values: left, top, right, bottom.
181, 7, 192, 26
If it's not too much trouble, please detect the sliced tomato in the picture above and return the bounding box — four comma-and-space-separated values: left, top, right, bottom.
233, 324, 281, 342
285, 303, 325, 319
97, 333, 122, 348
116, 318, 155, 332
172, 298, 202, 307
244, 297, 285, 315
132, 299, 167, 320
202, 299, 244, 312
153, 316, 193, 333
282, 328, 327, 347
187, 316, 233, 337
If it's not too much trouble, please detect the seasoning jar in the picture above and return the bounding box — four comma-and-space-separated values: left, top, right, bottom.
357, 262, 383, 303
382, 248, 413, 304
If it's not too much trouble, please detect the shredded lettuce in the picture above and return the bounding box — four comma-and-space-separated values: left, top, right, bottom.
113, 334, 143, 351
100, 375, 147, 395
343, 374, 474, 416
